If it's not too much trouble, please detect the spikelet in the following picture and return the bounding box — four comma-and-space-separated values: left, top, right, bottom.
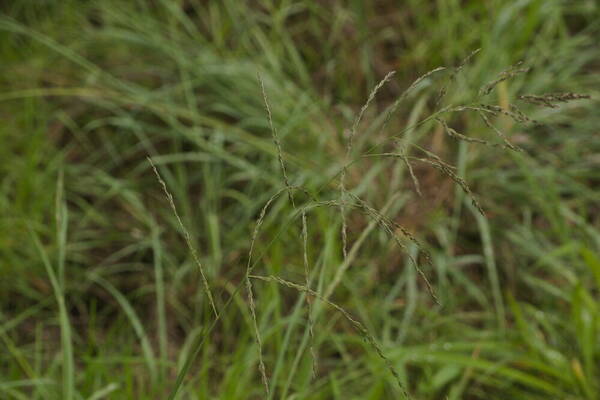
518, 92, 591, 108
437, 48, 481, 106
479, 61, 530, 96
436, 118, 494, 146
478, 111, 522, 152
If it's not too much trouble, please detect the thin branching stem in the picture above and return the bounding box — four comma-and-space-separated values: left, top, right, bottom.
250, 274, 411, 400
147, 157, 218, 317
258, 72, 295, 208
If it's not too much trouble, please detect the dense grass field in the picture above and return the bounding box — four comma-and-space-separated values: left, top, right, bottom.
1, 1, 599, 399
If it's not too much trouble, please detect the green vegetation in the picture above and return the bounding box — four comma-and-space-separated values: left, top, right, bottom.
1, 1, 599, 399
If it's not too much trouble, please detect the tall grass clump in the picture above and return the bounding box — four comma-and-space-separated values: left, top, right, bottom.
162, 50, 590, 399
0, 1, 598, 399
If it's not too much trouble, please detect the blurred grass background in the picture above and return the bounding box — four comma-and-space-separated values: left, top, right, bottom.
1, 0, 599, 399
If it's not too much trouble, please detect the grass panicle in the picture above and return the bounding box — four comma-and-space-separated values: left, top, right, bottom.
147, 157, 218, 317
